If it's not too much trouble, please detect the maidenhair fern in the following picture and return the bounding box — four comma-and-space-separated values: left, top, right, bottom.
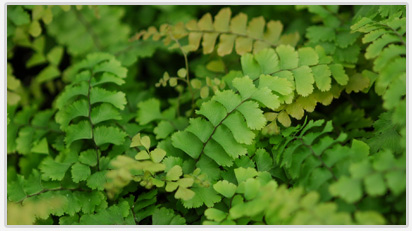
7, 4, 406, 226
132, 8, 300, 56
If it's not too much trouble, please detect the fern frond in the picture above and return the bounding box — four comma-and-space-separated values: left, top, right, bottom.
172, 76, 278, 167
47, 6, 130, 56
351, 8, 406, 114
132, 7, 300, 56
300, 5, 361, 64
235, 45, 353, 133
204, 168, 385, 225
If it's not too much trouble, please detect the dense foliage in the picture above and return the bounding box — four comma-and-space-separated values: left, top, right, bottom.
7, 5, 406, 225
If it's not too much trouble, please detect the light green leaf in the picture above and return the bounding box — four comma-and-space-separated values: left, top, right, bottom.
31, 137, 49, 154
254, 48, 279, 74
293, 66, 314, 97
311, 65, 332, 91
329, 176, 362, 203
234, 167, 258, 184
298, 47, 319, 66
276, 45, 298, 69
213, 180, 237, 198
135, 150, 150, 160
150, 148, 166, 163
175, 187, 195, 200
329, 64, 349, 85
141, 135, 151, 150
205, 208, 227, 222
166, 165, 183, 181
37, 65, 60, 82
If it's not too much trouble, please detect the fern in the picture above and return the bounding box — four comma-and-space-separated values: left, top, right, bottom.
204, 167, 385, 225
132, 7, 300, 56
235, 45, 357, 133
7, 5, 406, 226
47, 6, 130, 57
172, 76, 277, 167
351, 6, 406, 133
298, 5, 361, 65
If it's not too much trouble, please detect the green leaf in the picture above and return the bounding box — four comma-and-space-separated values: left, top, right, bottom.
276, 45, 298, 69
79, 149, 97, 167
329, 64, 349, 85
166, 165, 183, 181
355, 211, 385, 225
306, 26, 335, 42
71, 162, 91, 183
8, 6, 30, 26
223, 112, 255, 145
205, 208, 227, 222
47, 46, 64, 66
182, 186, 221, 208
172, 131, 203, 159
137, 98, 162, 124
55, 99, 89, 128
197, 100, 227, 126
150, 148, 166, 163
236, 101, 266, 130
293, 66, 314, 96
55, 83, 89, 109
364, 173, 386, 196
79, 201, 133, 225
154, 121, 175, 139
254, 48, 279, 74
298, 47, 319, 66
254, 149, 273, 172
365, 34, 399, 59
311, 65, 332, 91
186, 117, 214, 143
7, 176, 26, 202
175, 187, 195, 200
243, 178, 260, 200
37, 65, 60, 82
90, 87, 126, 110
87, 171, 107, 190
141, 135, 151, 150
152, 207, 186, 225
93, 59, 127, 78
329, 176, 362, 203
31, 137, 49, 154
135, 150, 150, 160
259, 74, 293, 96
234, 167, 258, 184
40, 157, 72, 181
385, 170, 406, 195
90, 103, 121, 125
213, 180, 237, 198
93, 126, 126, 146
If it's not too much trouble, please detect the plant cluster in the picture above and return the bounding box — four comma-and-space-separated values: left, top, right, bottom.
7, 5, 406, 225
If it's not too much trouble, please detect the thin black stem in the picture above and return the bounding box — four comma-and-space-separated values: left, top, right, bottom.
169, 32, 195, 116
